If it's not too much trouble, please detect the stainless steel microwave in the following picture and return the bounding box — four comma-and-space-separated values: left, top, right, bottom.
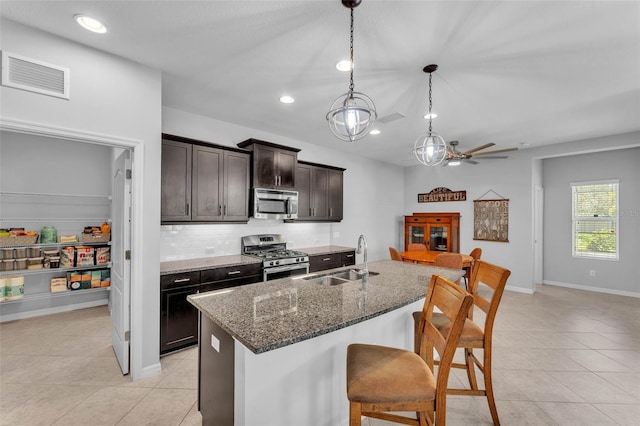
253, 188, 298, 220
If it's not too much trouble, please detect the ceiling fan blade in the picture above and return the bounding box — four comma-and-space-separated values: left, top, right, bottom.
473, 155, 509, 159
463, 159, 479, 165
472, 147, 518, 156
461, 143, 495, 155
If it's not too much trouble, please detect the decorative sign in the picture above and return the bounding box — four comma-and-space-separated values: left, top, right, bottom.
418, 187, 467, 203
473, 199, 509, 242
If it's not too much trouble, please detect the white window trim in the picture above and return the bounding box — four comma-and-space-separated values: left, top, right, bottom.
570, 179, 619, 261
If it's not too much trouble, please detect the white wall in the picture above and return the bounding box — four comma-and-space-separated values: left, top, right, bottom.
0, 19, 162, 379
542, 144, 639, 295
403, 131, 640, 294
162, 107, 405, 263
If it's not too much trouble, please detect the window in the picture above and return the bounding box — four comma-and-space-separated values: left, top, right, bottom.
571, 180, 619, 260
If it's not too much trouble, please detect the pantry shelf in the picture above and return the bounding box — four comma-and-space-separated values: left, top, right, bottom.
0, 263, 112, 277
0, 286, 110, 305
0, 191, 112, 200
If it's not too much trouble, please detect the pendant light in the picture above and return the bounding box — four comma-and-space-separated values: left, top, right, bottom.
326, 0, 377, 142
414, 64, 448, 166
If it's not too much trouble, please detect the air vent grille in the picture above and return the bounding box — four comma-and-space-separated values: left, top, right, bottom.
1, 51, 69, 99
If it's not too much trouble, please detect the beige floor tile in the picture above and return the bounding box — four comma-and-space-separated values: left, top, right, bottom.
52, 386, 151, 425
155, 358, 199, 390
560, 349, 632, 372
521, 348, 589, 371
527, 331, 590, 349
0, 384, 99, 426
566, 332, 634, 350
0, 383, 50, 413
594, 403, 640, 426
496, 400, 558, 425
547, 371, 638, 404
536, 402, 619, 425
596, 349, 640, 372
596, 372, 640, 399
179, 401, 203, 426
116, 388, 197, 426
500, 370, 585, 402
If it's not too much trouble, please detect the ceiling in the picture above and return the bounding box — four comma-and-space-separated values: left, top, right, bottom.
1, 1, 639, 166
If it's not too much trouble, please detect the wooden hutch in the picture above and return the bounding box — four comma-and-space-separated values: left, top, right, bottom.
404, 212, 460, 253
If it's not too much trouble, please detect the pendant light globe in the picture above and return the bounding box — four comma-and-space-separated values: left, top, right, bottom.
326, 0, 376, 142
414, 132, 447, 166
326, 91, 377, 142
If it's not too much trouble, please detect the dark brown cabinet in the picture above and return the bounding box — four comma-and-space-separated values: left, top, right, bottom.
237, 139, 300, 189
201, 263, 262, 292
404, 212, 460, 253
295, 161, 345, 222
162, 134, 250, 223
309, 250, 355, 273
160, 271, 200, 355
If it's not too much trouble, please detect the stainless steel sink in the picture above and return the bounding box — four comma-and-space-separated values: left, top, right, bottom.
304, 269, 379, 285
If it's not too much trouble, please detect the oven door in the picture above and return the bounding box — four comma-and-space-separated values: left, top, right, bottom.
263, 263, 309, 281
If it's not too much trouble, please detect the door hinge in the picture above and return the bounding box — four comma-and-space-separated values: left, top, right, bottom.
126, 169, 132, 180
125, 250, 131, 260
124, 330, 130, 342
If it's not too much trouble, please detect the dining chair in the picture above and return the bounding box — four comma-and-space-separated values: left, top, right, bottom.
347, 274, 473, 426
388, 246, 403, 261
463, 248, 482, 288
407, 243, 428, 251
421, 260, 511, 426
433, 253, 464, 286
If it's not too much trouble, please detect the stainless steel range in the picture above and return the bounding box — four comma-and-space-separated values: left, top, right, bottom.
242, 234, 309, 281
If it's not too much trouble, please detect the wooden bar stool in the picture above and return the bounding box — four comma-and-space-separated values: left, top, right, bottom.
415, 260, 511, 426
408, 243, 428, 251
388, 246, 403, 261
346, 275, 473, 426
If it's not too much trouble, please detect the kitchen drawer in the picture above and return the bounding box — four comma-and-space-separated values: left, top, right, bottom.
201, 263, 262, 283
426, 217, 450, 224
406, 217, 427, 224
201, 273, 262, 293
161, 271, 201, 289
341, 251, 356, 267
309, 253, 342, 272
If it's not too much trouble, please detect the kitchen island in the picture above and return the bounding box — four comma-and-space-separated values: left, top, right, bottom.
188, 259, 465, 426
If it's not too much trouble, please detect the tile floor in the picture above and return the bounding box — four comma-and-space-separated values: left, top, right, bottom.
1, 284, 638, 425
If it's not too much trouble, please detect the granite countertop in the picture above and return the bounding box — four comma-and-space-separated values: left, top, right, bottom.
187, 259, 465, 354
160, 246, 355, 275
160, 254, 261, 275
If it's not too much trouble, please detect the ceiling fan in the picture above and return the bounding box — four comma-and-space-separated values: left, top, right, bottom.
446, 141, 518, 165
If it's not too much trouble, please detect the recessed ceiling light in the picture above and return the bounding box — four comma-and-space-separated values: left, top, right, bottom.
369, 129, 381, 135
336, 59, 352, 72
279, 95, 295, 104
74, 14, 107, 33
448, 160, 461, 166
424, 113, 438, 120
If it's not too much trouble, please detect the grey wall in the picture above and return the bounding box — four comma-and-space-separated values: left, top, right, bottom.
543, 146, 639, 294
1, 18, 163, 380
162, 106, 406, 264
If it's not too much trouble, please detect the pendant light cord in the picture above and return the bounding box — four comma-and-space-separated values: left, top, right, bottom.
428, 72, 433, 134
349, 7, 355, 94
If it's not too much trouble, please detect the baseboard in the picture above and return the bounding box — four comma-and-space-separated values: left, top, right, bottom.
543, 280, 640, 298
505, 285, 534, 295
136, 362, 162, 381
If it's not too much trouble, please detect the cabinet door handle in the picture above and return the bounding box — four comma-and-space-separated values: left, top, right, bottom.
223, 205, 226, 215
186, 203, 190, 216
345, 254, 354, 258
218, 205, 222, 215
173, 278, 191, 283
227, 270, 241, 275
329, 208, 333, 217
322, 257, 331, 261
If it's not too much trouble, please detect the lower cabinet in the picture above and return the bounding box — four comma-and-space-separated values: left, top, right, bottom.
160, 263, 262, 355
160, 271, 200, 355
309, 251, 356, 273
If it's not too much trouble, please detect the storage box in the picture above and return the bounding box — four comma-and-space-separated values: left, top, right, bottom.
14, 258, 27, 270
91, 270, 102, 288
50, 277, 67, 293
80, 233, 110, 243
100, 269, 111, 287
95, 246, 111, 265
4, 275, 24, 300
67, 271, 84, 290
27, 257, 44, 270
75, 246, 95, 267
0, 235, 38, 246
61, 247, 75, 268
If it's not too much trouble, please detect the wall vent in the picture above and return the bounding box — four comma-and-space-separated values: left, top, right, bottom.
1, 51, 70, 99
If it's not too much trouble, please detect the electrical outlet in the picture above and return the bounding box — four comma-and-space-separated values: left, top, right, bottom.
205, 247, 215, 255
589, 269, 596, 277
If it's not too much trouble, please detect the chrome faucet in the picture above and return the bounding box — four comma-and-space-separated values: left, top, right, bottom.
357, 234, 368, 274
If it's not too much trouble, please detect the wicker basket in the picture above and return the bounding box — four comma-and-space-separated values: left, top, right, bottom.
0, 234, 39, 247
80, 233, 110, 243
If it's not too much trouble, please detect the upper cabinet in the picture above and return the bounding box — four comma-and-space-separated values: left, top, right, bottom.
295, 161, 345, 222
404, 212, 460, 253
161, 134, 250, 224
237, 139, 300, 189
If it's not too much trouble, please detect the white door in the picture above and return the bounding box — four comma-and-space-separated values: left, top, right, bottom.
112, 149, 132, 374
534, 185, 544, 286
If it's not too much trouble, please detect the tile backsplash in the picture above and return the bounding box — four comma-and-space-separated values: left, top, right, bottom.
160, 220, 332, 261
